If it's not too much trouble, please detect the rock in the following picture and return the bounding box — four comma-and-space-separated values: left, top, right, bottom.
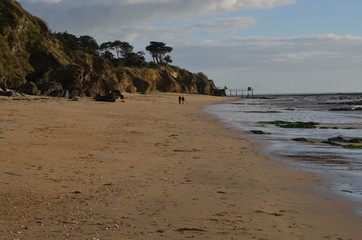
0, 80, 8, 91
72, 97, 84, 102
68, 88, 84, 99
94, 90, 123, 102
49, 89, 69, 98
0, 0, 221, 96
330, 107, 353, 111
213, 88, 227, 96
0, 89, 22, 97
0, 90, 11, 96
18, 82, 40, 95
39, 81, 63, 96
133, 77, 151, 93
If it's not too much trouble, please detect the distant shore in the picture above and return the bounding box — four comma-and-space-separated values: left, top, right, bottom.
1, 93, 361, 239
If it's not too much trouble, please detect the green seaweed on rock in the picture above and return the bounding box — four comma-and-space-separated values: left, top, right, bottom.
245, 111, 282, 113
259, 121, 319, 129
250, 130, 270, 135
292, 138, 315, 143
322, 137, 362, 149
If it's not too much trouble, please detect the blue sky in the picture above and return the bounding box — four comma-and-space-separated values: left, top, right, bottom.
18, 0, 362, 94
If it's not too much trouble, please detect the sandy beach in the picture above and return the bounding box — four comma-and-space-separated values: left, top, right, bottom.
1, 93, 361, 240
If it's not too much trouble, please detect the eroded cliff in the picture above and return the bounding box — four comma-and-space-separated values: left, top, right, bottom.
0, 0, 223, 97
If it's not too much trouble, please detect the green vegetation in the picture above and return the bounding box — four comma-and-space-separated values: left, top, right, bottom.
320, 127, 340, 129
317, 126, 356, 130
0, 0, 219, 96
54, 32, 148, 67
326, 136, 362, 143
259, 120, 288, 125
292, 138, 315, 143
279, 122, 319, 128
245, 111, 281, 113
146, 41, 173, 65
322, 137, 362, 149
259, 121, 319, 128
250, 130, 270, 135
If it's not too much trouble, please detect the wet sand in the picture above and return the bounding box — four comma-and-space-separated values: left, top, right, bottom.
0, 93, 361, 239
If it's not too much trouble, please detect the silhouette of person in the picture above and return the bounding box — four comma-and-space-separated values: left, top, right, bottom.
178, 96, 182, 104
181, 96, 185, 104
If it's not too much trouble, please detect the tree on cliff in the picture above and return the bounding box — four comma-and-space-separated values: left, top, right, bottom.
99, 40, 146, 67
146, 41, 173, 65
100, 41, 134, 59
54, 31, 80, 51
112, 41, 134, 58
78, 35, 99, 54
54, 32, 99, 54
102, 50, 115, 60
99, 41, 113, 55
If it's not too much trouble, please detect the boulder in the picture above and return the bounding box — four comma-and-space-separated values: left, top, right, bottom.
94, 90, 123, 102
18, 82, 40, 95
72, 97, 84, 102
0, 89, 11, 96
49, 89, 69, 98
0, 80, 8, 91
39, 81, 63, 96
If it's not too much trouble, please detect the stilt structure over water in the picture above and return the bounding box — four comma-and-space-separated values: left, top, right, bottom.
228, 87, 255, 98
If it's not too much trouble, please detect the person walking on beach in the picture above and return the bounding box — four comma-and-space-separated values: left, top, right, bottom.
178, 96, 182, 104
181, 96, 185, 104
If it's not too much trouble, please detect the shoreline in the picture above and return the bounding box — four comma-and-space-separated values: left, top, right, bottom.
205, 94, 362, 217
1, 93, 362, 239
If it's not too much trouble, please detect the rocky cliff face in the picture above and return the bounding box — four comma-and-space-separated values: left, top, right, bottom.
0, 0, 224, 97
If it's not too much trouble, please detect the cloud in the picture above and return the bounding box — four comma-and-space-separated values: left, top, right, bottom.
100, 17, 257, 46
173, 34, 362, 73
17, 0, 362, 93
193, 17, 257, 35
27, 0, 63, 3
169, 34, 362, 93
28, 0, 62, 3
202, 0, 296, 11
24, 0, 296, 9
18, 0, 295, 39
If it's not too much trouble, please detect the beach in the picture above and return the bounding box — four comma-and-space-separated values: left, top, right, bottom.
206, 94, 362, 208
1, 93, 362, 239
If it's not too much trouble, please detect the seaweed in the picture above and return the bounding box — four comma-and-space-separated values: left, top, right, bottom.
327, 136, 362, 143
250, 130, 270, 135
292, 138, 315, 143
245, 111, 281, 113
343, 144, 362, 149
259, 120, 319, 129
319, 126, 357, 129
259, 120, 289, 125
279, 121, 319, 128
322, 136, 362, 149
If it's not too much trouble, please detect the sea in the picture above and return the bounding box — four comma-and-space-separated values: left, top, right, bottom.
205, 93, 362, 215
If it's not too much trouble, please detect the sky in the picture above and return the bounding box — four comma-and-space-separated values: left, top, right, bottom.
18, 0, 362, 94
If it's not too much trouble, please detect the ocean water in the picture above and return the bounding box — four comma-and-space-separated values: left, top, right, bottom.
205, 93, 362, 214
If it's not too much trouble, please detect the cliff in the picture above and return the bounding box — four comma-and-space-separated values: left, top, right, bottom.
0, 0, 224, 97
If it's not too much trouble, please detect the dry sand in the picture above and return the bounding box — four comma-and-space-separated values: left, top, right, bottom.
0, 93, 361, 240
